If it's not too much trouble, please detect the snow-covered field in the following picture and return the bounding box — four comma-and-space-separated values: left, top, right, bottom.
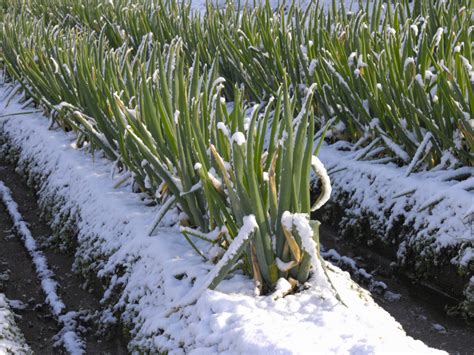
319, 142, 474, 315
320, 145, 474, 256
0, 86, 446, 353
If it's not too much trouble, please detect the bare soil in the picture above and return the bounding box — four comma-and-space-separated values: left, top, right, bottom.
0, 162, 128, 354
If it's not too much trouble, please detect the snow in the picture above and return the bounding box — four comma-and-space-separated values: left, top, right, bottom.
318, 138, 474, 281
432, 324, 447, 334
308, 59, 318, 76
216, 122, 230, 137
415, 74, 425, 87
405, 132, 433, 177
433, 27, 444, 47
0, 181, 85, 355
7, 300, 26, 311
0, 89, 444, 354
281, 211, 294, 231
284, 212, 331, 288
0, 182, 64, 314
379, 134, 410, 163
275, 257, 295, 272
386, 27, 396, 36
404, 57, 415, 70
458, 247, 474, 268
460, 55, 473, 71
0, 293, 31, 354
231, 131, 246, 146
173, 110, 180, 124
271, 278, 293, 300
170, 215, 258, 310
321, 248, 389, 296
311, 156, 332, 211
384, 291, 402, 303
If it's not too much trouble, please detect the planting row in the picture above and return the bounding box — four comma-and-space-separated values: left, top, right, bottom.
0, 108, 442, 353
1, 9, 332, 293
0, 0, 472, 292
4, 0, 473, 167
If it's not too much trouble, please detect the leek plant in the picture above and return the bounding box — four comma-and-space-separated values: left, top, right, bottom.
21, 0, 471, 168
0, 15, 330, 291
192, 79, 329, 290
1, 0, 472, 291
2, 17, 212, 230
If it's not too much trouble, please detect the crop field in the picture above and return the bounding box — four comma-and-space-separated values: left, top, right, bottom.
0, 0, 472, 353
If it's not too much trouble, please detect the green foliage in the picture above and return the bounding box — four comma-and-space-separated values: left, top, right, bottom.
4, 0, 472, 166
0, 14, 328, 290
0, 0, 472, 291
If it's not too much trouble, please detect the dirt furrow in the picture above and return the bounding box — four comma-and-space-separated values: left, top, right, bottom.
0, 163, 128, 354
320, 225, 474, 355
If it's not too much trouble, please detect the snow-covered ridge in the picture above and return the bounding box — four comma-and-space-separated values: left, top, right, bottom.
0, 293, 31, 354
318, 142, 474, 316
0, 88, 444, 353
0, 182, 84, 354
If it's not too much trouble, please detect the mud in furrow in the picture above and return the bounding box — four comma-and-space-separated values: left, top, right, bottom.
0, 163, 128, 354
0, 197, 57, 353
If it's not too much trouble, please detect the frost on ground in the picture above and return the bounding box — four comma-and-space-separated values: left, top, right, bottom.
319, 143, 473, 259
0, 293, 31, 354
318, 141, 474, 316
0, 87, 445, 353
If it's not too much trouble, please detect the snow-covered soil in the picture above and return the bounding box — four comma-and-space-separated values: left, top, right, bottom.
318, 140, 474, 317
0, 293, 31, 354
0, 181, 85, 354
0, 87, 447, 353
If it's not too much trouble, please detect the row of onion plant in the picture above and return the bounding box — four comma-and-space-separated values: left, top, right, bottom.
7, 0, 473, 168
1, 15, 332, 292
